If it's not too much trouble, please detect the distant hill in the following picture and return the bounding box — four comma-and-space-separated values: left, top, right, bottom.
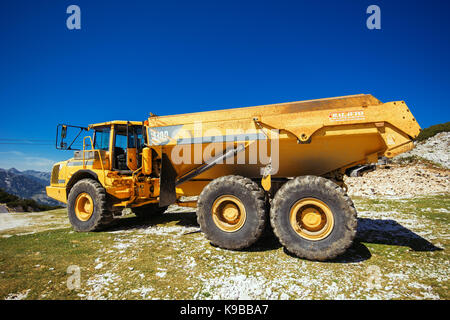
0, 168, 61, 206
22, 170, 52, 183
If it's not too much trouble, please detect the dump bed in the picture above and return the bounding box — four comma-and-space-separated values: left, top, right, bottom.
146, 94, 421, 179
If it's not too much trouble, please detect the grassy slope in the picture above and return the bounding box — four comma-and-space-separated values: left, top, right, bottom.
415, 122, 450, 142
0, 196, 448, 300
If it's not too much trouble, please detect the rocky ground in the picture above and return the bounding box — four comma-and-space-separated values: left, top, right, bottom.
345, 131, 449, 198
345, 164, 449, 198
396, 132, 449, 169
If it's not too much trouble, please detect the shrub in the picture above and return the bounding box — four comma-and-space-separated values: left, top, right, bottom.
416, 122, 450, 142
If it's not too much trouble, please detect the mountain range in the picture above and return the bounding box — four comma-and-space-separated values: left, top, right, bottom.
0, 168, 61, 206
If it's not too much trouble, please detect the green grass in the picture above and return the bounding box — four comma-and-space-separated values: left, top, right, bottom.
0, 196, 448, 300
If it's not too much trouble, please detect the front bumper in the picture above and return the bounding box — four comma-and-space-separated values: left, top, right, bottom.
46, 186, 67, 204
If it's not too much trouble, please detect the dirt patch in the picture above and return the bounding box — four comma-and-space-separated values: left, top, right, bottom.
0, 209, 69, 236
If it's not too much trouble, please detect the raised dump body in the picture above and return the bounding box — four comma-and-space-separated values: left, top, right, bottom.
46, 94, 421, 261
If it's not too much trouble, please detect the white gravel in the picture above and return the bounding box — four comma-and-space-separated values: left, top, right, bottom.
345, 164, 449, 197
396, 132, 449, 168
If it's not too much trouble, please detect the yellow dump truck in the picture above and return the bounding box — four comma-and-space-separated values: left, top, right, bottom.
46, 94, 420, 260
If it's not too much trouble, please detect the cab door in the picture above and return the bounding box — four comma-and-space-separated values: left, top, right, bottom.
112, 126, 128, 171
111, 124, 144, 172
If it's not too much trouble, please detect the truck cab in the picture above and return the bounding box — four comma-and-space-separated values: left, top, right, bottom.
46, 120, 161, 221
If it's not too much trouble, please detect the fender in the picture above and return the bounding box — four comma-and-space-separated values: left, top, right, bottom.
66, 169, 99, 196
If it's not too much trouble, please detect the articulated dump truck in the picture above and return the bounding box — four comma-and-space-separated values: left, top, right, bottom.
47, 94, 420, 260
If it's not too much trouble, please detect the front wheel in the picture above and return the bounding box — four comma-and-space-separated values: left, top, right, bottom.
270, 176, 357, 261
67, 179, 113, 231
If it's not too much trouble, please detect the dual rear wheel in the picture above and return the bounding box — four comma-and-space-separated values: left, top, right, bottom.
197, 175, 357, 260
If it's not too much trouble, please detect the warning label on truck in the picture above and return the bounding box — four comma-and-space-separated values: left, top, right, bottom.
329, 110, 365, 122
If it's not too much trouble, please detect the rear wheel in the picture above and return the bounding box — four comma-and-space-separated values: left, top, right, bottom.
133, 204, 168, 220
270, 176, 357, 261
197, 175, 267, 250
67, 179, 113, 231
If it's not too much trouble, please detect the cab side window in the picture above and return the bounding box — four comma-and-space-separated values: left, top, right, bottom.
128, 126, 144, 150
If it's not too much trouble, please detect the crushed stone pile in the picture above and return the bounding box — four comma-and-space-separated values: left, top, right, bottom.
346, 131, 449, 198
345, 164, 449, 198
395, 132, 449, 169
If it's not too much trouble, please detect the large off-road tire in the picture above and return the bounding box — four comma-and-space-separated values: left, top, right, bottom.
197, 175, 267, 250
270, 176, 357, 261
67, 179, 113, 232
133, 204, 168, 220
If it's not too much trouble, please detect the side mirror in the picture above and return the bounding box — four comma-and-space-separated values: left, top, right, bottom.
61, 125, 67, 139
56, 124, 88, 150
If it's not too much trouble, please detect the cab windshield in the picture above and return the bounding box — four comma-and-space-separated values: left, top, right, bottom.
93, 127, 111, 151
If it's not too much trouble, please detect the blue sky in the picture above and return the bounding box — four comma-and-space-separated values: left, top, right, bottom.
0, 0, 449, 171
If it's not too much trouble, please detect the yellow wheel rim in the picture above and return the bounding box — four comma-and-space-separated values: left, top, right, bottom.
289, 198, 334, 241
74, 192, 94, 221
211, 195, 246, 232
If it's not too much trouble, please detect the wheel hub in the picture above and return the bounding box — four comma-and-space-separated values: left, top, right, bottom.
222, 203, 239, 222
75, 192, 94, 221
301, 208, 323, 230
289, 198, 334, 241
212, 195, 246, 232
